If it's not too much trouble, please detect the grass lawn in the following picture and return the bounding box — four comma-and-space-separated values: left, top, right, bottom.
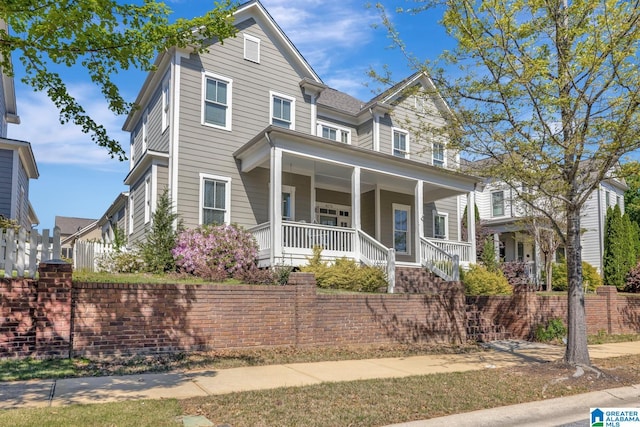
1, 353, 639, 427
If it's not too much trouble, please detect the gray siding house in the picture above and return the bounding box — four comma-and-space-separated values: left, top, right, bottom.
122, 0, 481, 284
466, 165, 627, 276
0, 21, 39, 230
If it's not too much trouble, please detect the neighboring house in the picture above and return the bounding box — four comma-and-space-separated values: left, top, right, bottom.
55, 216, 100, 259
466, 160, 627, 276
97, 192, 129, 245
0, 19, 39, 230
122, 0, 481, 284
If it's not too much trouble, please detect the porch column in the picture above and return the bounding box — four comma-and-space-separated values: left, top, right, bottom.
352, 166, 361, 261
415, 180, 424, 261
467, 191, 477, 262
270, 147, 283, 265
493, 233, 500, 258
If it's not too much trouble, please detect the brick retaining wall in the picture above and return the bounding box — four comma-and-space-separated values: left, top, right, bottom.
1, 266, 639, 359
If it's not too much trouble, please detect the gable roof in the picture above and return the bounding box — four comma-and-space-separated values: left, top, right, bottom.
55, 216, 97, 237
0, 137, 38, 178
123, 0, 323, 131
0, 20, 19, 127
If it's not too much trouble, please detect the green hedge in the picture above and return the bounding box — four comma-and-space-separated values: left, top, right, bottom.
461, 264, 513, 295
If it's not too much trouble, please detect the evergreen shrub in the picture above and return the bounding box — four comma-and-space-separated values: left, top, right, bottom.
301, 246, 387, 292
461, 264, 512, 295
551, 261, 602, 292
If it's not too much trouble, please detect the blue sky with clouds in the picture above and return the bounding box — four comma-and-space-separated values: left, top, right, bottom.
8, 0, 455, 231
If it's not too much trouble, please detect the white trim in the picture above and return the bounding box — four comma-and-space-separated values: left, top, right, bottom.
270, 91, 296, 130
199, 173, 232, 225
432, 210, 449, 239
128, 196, 134, 235
144, 175, 151, 224
170, 52, 185, 216
375, 185, 381, 240
201, 71, 232, 131
161, 71, 170, 132
310, 95, 317, 136
317, 120, 351, 144
391, 127, 409, 159
392, 203, 411, 255
243, 33, 261, 63
373, 113, 380, 152
141, 108, 148, 153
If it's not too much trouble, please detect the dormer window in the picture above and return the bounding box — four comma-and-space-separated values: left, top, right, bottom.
318, 122, 350, 144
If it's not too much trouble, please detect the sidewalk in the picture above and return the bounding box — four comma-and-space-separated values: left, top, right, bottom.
1, 341, 639, 424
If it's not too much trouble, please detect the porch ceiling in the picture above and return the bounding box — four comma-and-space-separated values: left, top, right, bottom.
234, 126, 481, 196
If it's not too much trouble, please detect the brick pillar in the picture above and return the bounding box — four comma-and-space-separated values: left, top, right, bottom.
596, 286, 619, 334
36, 260, 73, 358
288, 272, 317, 346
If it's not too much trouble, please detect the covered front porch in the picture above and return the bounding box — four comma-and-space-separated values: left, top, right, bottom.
235, 127, 480, 291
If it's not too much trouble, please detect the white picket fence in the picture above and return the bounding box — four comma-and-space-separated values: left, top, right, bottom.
0, 227, 62, 278
73, 241, 115, 272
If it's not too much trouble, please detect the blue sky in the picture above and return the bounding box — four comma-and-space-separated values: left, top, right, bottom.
9, 0, 454, 231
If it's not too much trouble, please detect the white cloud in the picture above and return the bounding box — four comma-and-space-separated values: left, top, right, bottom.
262, 0, 379, 77
9, 83, 130, 169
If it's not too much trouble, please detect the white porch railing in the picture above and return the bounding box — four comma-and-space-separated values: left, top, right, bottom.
282, 221, 354, 252
249, 222, 396, 292
357, 230, 395, 293
1, 227, 61, 278
420, 237, 460, 282
424, 238, 472, 263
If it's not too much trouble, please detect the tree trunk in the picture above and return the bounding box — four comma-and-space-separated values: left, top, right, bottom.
564, 206, 591, 365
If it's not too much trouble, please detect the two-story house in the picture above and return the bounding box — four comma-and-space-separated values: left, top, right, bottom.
0, 19, 39, 230
468, 160, 627, 276
122, 0, 481, 287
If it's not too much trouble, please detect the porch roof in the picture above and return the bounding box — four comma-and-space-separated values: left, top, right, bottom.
234, 126, 482, 196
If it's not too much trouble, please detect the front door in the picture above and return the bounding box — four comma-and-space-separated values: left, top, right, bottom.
316, 202, 351, 227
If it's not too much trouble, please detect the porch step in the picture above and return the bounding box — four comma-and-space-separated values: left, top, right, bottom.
465, 304, 511, 342
394, 266, 462, 294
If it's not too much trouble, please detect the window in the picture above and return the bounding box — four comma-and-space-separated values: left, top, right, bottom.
432, 142, 445, 167
392, 128, 409, 158
605, 190, 610, 207
318, 122, 350, 144
433, 212, 448, 239
282, 185, 295, 220
203, 73, 232, 130
244, 33, 260, 63
491, 191, 505, 217
270, 92, 295, 129
162, 73, 170, 132
393, 204, 411, 254
200, 174, 231, 225
144, 176, 151, 224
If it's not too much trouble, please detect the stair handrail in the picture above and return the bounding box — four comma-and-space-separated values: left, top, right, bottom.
420, 237, 459, 282
357, 229, 395, 293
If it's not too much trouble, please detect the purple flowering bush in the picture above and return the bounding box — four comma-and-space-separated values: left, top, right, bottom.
172, 224, 258, 281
